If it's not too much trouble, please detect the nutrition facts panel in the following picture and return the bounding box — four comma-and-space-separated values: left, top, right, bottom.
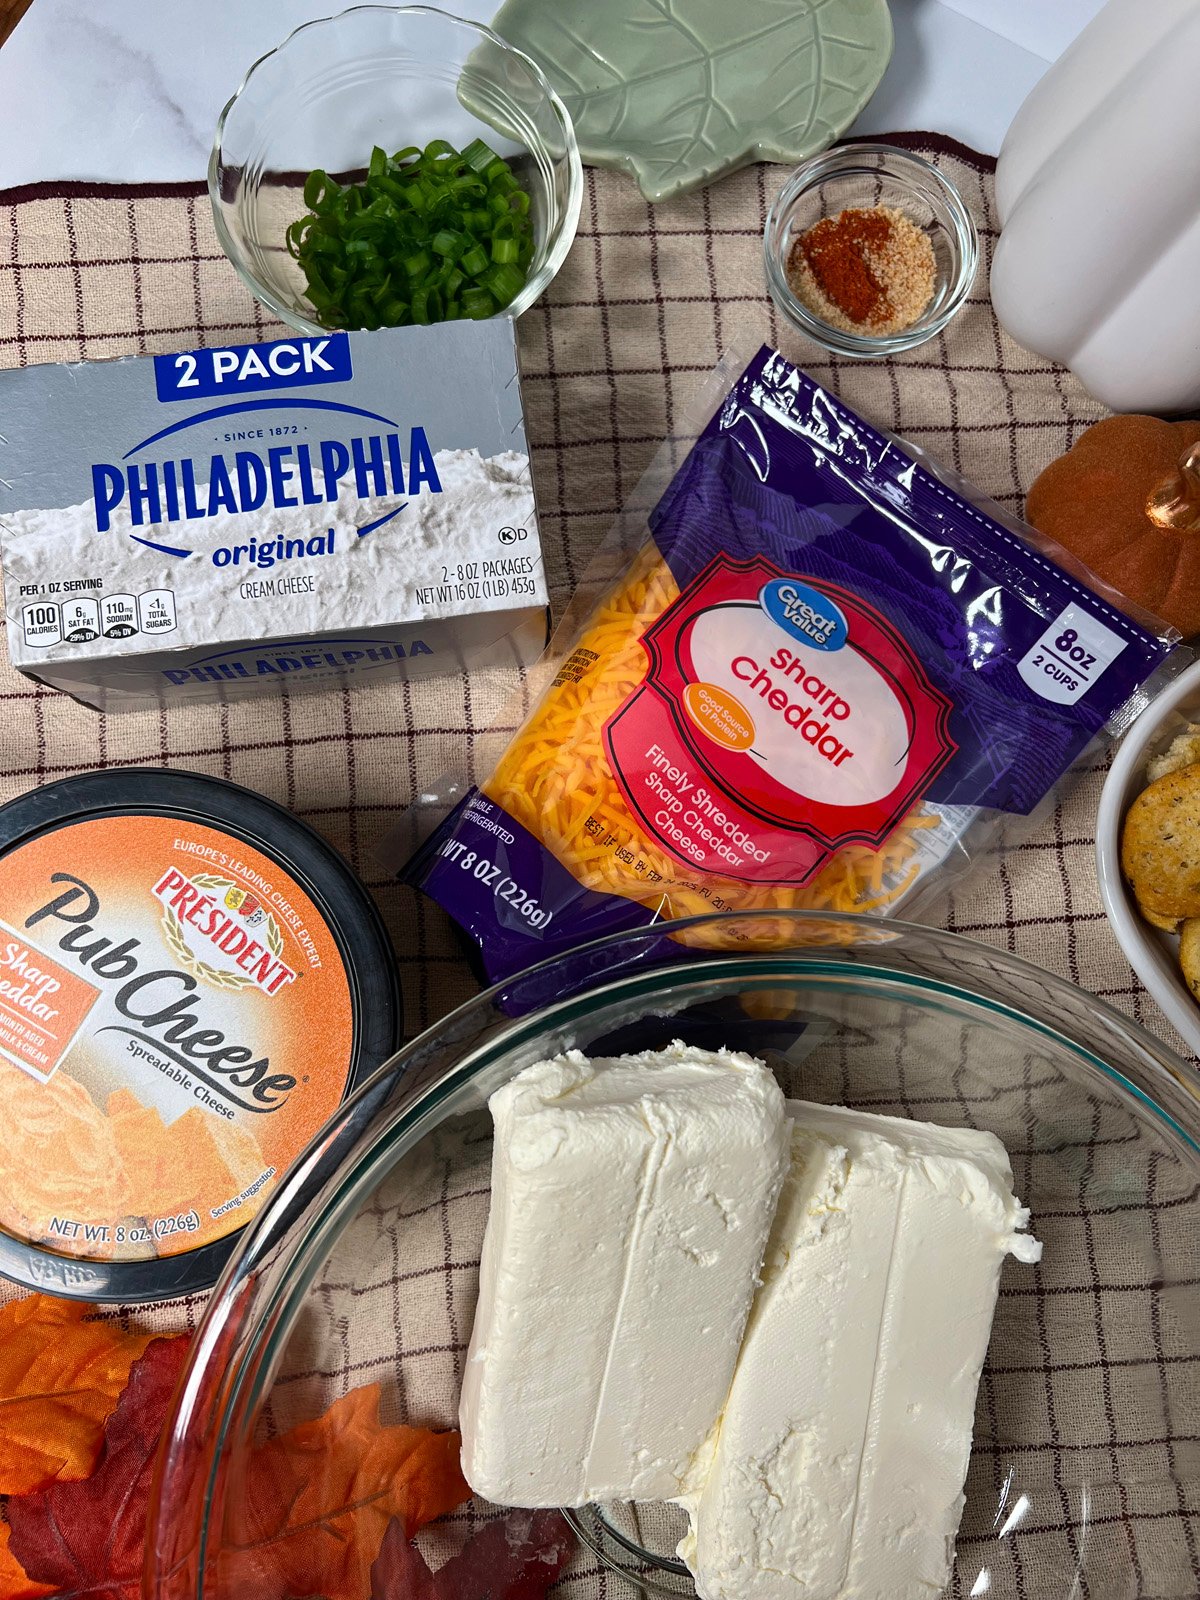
20, 589, 177, 648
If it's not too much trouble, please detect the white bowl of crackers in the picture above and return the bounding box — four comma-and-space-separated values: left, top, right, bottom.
1098, 657, 1200, 1055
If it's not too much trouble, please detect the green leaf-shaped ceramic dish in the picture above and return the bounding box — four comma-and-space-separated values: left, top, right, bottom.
489, 0, 893, 203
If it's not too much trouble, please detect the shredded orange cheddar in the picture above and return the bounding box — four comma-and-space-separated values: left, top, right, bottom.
484, 544, 936, 949
0, 1057, 132, 1254
0, 1062, 274, 1260
107, 1090, 274, 1252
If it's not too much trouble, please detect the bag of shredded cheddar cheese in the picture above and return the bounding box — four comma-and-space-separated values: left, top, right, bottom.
402, 346, 1181, 983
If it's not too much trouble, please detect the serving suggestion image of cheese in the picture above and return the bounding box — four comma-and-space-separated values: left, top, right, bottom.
458, 1042, 790, 1507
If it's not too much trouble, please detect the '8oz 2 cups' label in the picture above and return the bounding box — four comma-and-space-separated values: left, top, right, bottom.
1016, 603, 1129, 706
604, 558, 958, 886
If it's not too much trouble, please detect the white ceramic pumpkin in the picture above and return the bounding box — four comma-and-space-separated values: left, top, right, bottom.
990, 0, 1200, 414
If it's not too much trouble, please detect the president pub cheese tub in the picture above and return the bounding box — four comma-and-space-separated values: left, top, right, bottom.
0, 770, 399, 1300
405, 347, 1179, 982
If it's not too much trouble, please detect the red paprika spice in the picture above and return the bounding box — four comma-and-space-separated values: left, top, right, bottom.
795, 208, 893, 323
785, 204, 936, 337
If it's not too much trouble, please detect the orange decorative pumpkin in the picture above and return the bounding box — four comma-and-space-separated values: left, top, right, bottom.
1026, 414, 1200, 637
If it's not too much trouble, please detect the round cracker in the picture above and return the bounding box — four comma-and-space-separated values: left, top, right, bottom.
1148, 726, 1200, 784
1143, 905, 1182, 933
1181, 918, 1200, 1001
1121, 761, 1200, 921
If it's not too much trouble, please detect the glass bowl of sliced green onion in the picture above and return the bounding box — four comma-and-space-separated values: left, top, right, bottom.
210, 5, 582, 332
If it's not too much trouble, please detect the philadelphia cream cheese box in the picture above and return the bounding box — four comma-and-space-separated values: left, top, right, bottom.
0, 320, 547, 710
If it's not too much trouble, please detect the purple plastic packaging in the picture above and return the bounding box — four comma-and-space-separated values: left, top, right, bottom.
402, 347, 1181, 986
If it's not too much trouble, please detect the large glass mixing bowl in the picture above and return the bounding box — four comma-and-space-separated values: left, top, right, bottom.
147, 913, 1200, 1599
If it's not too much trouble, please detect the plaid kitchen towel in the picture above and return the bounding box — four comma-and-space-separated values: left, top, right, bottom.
0, 136, 1163, 1056
1, 135, 1198, 1600
0, 130, 1178, 1250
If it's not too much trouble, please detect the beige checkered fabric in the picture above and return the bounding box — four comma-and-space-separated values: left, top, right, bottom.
2, 139, 1198, 1598
0, 140, 1177, 1072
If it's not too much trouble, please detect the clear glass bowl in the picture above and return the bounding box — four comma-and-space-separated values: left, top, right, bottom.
209, 5, 582, 332
148, 913, 1200, 1600
764, 143, 979, 357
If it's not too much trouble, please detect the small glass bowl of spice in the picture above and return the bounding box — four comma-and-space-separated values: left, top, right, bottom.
764, 143, 978, 357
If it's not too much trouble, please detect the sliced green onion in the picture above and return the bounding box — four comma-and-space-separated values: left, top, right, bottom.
484, 263, 525, 306
460, 243, 488, 277
411, 286, 441, 324
303, 170, 339, 211
291, 136, 534, 329
461, 286, 495, 319
462, 138, 500, 172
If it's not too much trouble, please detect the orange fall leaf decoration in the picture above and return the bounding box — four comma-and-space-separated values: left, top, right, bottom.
0, 1295, 153, 1496
218, 1383, 471, 1600
0, 1523, 53, 1600
0, 1292, 469, 1600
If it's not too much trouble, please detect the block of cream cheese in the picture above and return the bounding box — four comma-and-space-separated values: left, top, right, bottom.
459, 1042, 789, 1507
677, 1100, 1041, 1600
0, 320, 547, 710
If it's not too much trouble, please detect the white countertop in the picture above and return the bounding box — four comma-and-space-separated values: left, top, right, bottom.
0, 0, 1106, 190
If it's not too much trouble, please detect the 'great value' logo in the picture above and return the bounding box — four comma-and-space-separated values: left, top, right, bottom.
759, 578, 848, 651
